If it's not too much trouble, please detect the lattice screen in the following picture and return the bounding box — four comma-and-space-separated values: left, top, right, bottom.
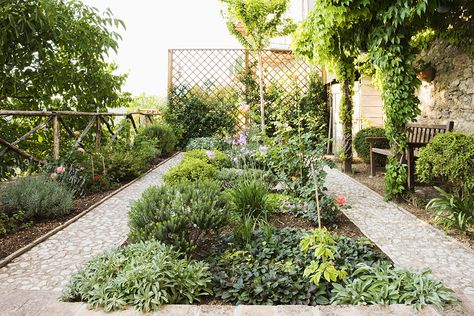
168, 48, 316, 130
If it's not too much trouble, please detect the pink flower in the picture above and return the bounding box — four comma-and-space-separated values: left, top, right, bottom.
55, 166, 65, 174
336, 195, 347, 206
77, 147, 85, 153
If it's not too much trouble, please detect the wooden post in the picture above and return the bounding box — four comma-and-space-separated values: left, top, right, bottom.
168, 49, 173, 100
52, 114, 60, 159
95, 115, 101, 150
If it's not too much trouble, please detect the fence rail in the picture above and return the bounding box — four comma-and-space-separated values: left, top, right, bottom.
0, 110, 161, 164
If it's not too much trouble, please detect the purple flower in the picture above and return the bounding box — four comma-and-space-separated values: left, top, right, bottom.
236, 134, 247, 145
206, 150, 216, 159
258, 145, 268, 154
232, 157, 238, 163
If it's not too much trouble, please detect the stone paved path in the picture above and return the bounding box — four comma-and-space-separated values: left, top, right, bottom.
325, 168, 474, 312
0, 153, 183, 293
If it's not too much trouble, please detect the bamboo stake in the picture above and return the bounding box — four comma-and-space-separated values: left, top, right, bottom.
311, 162, 322, 229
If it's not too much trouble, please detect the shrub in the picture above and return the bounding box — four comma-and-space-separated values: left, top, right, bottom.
105, 140, 158, 182
128, 180, 229, 253
186, 137, 229, 151
163, 158, 217, 186
62, 241, 212, 312
165, 88, 237, 145
426, 187, 474, 232
0, 175, 74, 219
208, 228, 383, 305
354, 127, 389, 163
225, 178, 273, 220
135, 123, 178, 157
184, 149, 231, 169
416, 132, 474, 194
331, 262, 457, 310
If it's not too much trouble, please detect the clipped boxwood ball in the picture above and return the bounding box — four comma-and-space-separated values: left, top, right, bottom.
354, 127, 389, 164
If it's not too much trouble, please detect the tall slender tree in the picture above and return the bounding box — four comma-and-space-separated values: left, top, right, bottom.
220, 0, 295, 134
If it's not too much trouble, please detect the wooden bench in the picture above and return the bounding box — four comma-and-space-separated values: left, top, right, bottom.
368, 121, 454, 190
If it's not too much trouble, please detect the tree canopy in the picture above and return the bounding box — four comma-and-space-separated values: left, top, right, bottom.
0, 0, 129, 112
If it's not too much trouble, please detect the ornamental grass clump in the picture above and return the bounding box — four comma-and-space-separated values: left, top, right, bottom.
225, 178, 274, 220
62, 241, 212, 312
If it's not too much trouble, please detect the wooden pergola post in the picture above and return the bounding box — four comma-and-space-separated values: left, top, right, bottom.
52, 114, 60, 160
95, 115, 101, 150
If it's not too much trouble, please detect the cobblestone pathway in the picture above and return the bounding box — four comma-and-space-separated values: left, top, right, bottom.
0, 153, 183, 293
325, 168, 474, 312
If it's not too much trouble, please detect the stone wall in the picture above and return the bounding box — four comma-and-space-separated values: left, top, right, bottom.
416, 40, 474, 134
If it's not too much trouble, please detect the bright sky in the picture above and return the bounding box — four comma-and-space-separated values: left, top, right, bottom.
81, 0, 241, 97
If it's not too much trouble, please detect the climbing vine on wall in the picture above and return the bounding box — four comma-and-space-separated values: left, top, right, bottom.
294, 0, 472, 199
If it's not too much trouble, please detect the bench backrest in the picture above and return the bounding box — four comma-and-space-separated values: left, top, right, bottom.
406, 121, 454, 144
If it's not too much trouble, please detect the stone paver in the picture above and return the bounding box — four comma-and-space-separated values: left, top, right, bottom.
325, 167, 474, 312
0, 153, 183, 292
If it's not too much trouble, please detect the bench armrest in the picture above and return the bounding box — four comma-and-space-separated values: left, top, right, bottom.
366, 137, 387, 144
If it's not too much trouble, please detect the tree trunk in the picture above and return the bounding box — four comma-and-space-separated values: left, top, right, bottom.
342, 79, 352, 173
257, 50, 265, 134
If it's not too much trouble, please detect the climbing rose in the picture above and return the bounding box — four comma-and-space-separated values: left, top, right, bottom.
336, 195, 346, 206
56, 166, 65, 174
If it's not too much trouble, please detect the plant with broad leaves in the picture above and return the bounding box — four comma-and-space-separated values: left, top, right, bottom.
62, 241, 212, 312
331, 262, 457, 310
300, 228, 348, 285
426, 186, 474, 232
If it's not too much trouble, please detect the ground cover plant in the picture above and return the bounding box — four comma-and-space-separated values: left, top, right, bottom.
62, 241, 212, 312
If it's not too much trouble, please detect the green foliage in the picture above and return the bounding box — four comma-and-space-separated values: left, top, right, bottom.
384, 157, 408, 200
217, 167, 274, 189
163, 158, 217, 186
128, 180, 229, 254
300, 229, 348, 285
0, 0, 128, 111
104, 139, 158, 182
209, 228, 383, 305
62, 241, 212, 312
331, 262, 457, 310
416, 132, 474, 195
184, 149, 231, 169
166, 87, 237, 145
354, 127, 389, 163
225, 178, 273, 220
134, 123, 178, 157
426, 187, 474, 232
185, 137, 229, 151
220, 0, 295, 51
0, 175, 73, 219
0, 211, 32, 236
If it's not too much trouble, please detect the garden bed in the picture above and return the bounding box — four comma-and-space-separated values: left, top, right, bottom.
346, 160, 474, 250
0, 189, 114, 259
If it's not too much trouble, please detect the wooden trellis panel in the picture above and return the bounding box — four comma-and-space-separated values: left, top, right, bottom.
168, 48, 317, 130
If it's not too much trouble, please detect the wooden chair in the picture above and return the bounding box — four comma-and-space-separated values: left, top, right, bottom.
368, 121, 454, 190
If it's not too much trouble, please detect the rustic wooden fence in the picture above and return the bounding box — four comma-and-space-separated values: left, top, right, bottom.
168, 48, 317, 128
0, 110, 161, 165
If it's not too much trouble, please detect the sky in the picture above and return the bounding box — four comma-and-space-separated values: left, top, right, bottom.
81, 0, 242, 97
